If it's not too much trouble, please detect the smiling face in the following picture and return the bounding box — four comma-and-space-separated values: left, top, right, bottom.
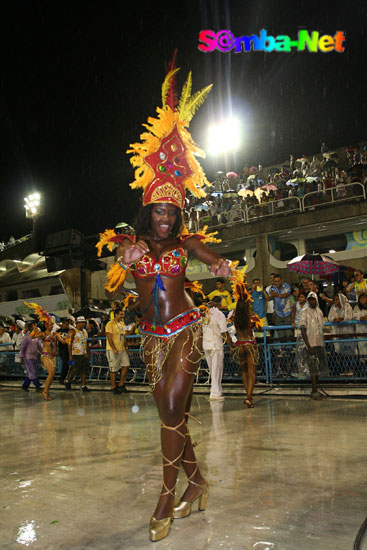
151, 203, 178, 240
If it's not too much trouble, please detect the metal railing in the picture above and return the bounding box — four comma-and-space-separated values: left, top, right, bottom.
2, 321, 367, 387
202, 182, 365, 230
302, 182, 365, 211
247, 196, 302, 221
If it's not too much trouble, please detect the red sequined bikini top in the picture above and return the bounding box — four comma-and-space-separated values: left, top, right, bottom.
130, 247, 188, 279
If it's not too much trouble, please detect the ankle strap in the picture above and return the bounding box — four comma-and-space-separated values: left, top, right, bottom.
160, 481, 176, 498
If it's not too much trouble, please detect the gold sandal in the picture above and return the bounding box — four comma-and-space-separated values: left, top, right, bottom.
173, 466, 209, 519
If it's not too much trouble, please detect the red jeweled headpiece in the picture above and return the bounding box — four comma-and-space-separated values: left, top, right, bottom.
127, 63, 213, 209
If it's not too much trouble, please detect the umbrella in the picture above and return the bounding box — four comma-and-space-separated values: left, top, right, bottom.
261, 184, 277, 191
238, 188, 253, 197
287, 254, 339, 277
210, 191, 223, 197
286, 180, 298, 187
115, 221, 133, 231
223, 191, 238, 198
306, 176, 319, 183
73, 305, 106, 319
226, 171, 238, 178
194, 203, 210, 211
296, 157, 309, 163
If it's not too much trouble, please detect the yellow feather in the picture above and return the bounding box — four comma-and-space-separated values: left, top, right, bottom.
161, 68, 180, 108
105, 263, 128, 293
181, 84, 213, 122
178, 71, 192, 115
96, 229, 117, 257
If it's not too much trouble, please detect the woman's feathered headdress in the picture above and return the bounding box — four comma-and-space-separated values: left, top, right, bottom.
24, 302, 51, 324
127, 62, 212, 209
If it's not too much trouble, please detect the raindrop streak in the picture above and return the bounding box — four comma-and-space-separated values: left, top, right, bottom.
16, 521, 37, 546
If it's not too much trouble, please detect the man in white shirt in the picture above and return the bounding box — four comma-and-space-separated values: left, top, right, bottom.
12, 320, 25, 363
0, 325, 12, 367
203, 297, 234, 400
265, 273, 275, 325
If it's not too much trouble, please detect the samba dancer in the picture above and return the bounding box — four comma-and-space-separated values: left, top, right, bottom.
97, 66, 236, 541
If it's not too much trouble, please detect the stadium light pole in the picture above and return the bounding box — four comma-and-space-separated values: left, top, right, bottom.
24, 192, 42, 236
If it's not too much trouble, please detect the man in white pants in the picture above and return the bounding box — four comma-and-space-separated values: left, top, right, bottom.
203, 297, 234, 400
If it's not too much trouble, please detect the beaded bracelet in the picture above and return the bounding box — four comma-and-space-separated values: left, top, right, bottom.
117, 256, 132, 271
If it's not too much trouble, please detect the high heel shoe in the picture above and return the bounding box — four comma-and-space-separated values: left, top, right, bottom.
244, 397, 254, 408
173, 480, 209, 519
149, 515, 173, 542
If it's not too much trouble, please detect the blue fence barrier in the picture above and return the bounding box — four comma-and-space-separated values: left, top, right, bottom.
1, 321, 367, 386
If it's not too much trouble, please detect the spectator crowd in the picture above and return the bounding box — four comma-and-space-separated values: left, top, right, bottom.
184, 144, 367, 229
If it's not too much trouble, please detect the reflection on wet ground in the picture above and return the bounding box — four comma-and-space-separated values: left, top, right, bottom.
0, 389, 366, 549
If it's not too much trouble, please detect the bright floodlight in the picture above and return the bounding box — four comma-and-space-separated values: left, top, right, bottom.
24, 192, 42, 219
208, 117, 241, 155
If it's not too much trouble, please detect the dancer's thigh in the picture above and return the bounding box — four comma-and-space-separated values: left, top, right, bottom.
42, 356, 56, 373
145, 326, 202, 422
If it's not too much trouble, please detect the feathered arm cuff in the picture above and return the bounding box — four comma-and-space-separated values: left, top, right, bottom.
229, 267, 253, 303
184, 280, 205, 298
96, 230, 136, 257
105, 261, 130, 294
251, 314, 263, 331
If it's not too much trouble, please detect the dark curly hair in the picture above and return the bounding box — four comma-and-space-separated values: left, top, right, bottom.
234, 298, 252, 331
133, 204, 183, 238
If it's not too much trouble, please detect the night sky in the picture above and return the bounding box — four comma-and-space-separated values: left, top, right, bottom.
1, 0, 366, 242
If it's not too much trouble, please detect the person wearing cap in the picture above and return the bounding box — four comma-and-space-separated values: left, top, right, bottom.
65, 316, 91, 392
0, 324, 12, 367
105, 307, 130, 394
298, 292, 329, 400
18, 321, 42, 392
12, 320, 26, 363
203, 297, 233, 401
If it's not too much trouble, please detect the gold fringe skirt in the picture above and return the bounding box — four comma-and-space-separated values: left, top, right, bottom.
140, 318, 203, 392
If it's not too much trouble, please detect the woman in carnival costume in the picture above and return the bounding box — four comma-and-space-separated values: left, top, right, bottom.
231, 282, 262, 408
24, 302, 58, 401
97, 65, 241, 541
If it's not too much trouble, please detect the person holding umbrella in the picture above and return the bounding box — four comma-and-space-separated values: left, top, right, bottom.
298, 292, 329, 399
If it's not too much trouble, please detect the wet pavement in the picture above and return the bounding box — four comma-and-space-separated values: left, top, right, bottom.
0, 388, 366, 549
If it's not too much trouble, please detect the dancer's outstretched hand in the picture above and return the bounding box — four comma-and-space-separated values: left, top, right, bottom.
209, 258, 230, 277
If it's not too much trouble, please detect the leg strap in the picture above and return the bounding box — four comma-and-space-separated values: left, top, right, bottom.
160, 417, 187, 498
